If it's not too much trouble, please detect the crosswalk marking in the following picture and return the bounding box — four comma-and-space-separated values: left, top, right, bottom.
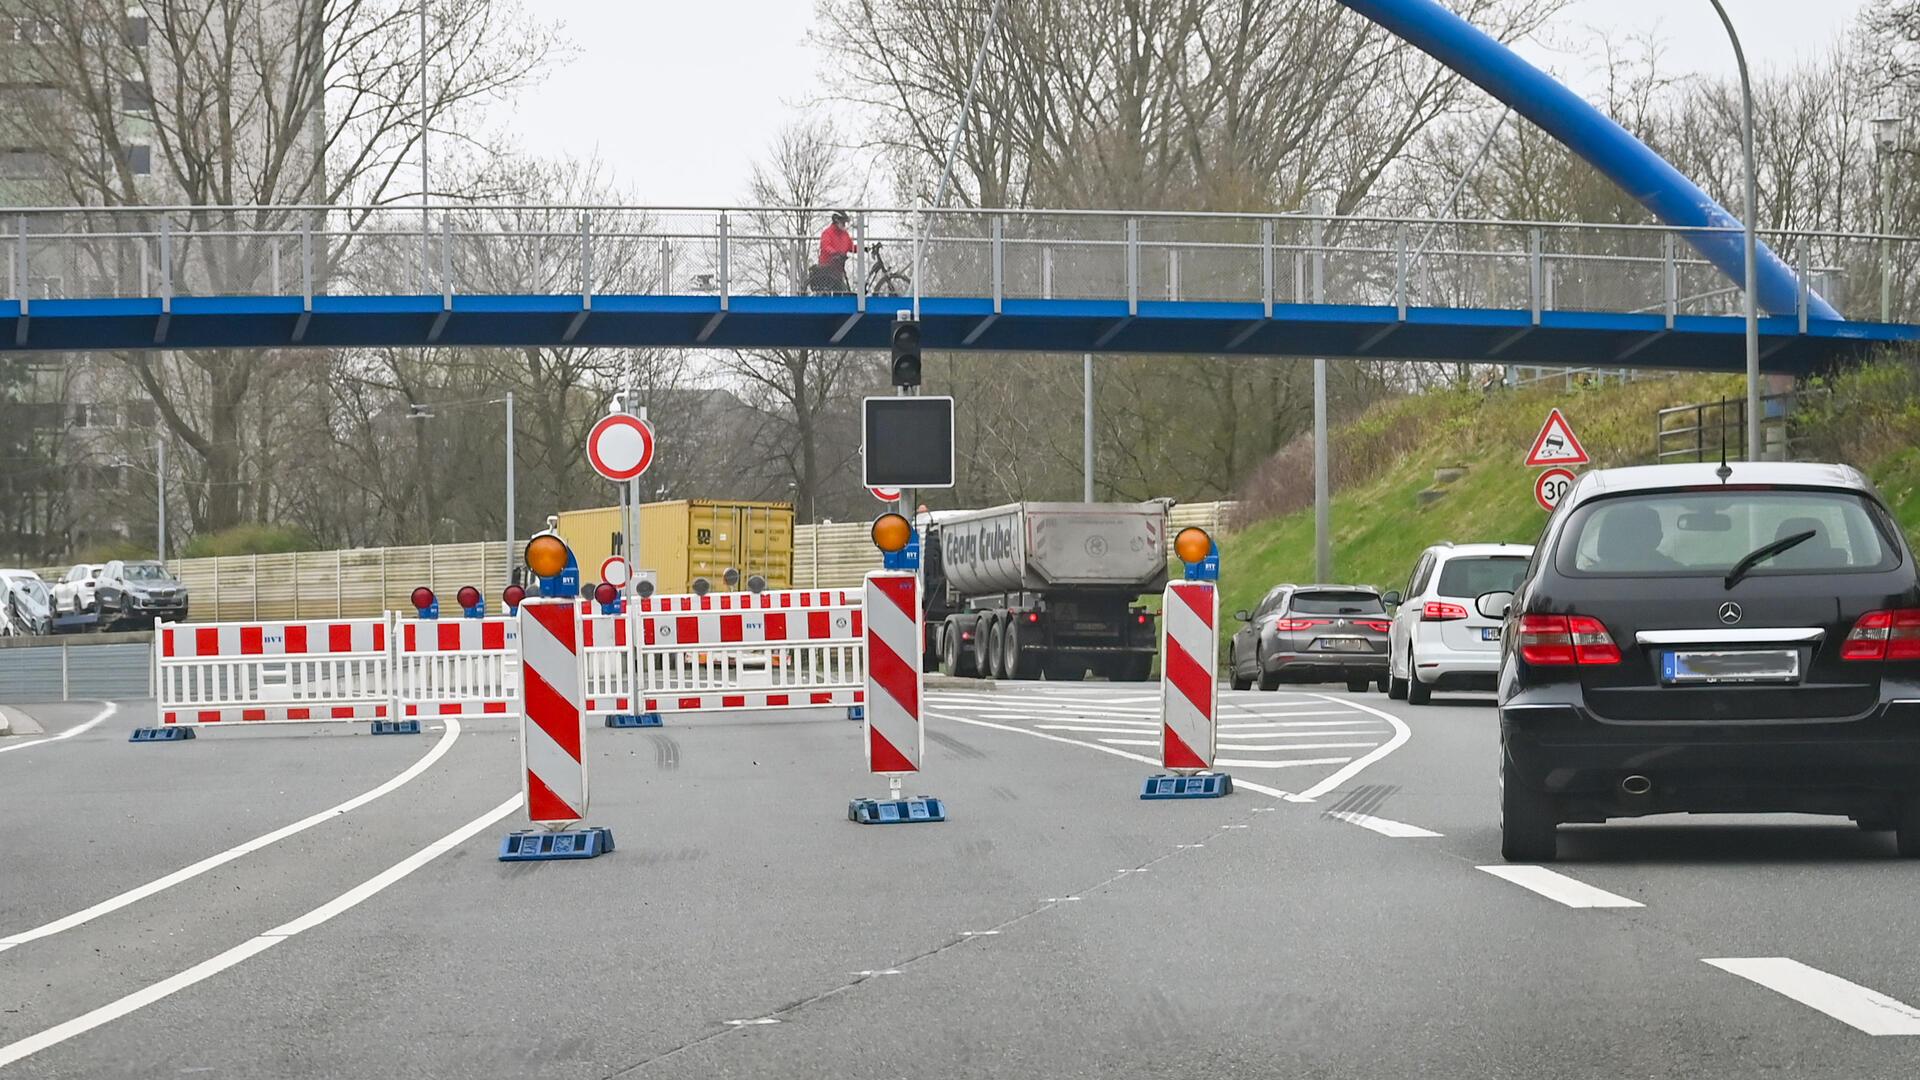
1476, 866, 1643, 909
1705, 958, 1920, 1036
1215, 756, 1353, 769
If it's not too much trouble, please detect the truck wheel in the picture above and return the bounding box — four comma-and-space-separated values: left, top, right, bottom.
941, 619, 973, 678
1345, 677, 1370, 693
984, 617, 1007, 680
1121, 654, 1153, 683
973, 616, 996, 677
1002, 618, 1032, 680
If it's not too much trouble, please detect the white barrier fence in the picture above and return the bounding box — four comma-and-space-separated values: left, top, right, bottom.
155, 590, 865, 730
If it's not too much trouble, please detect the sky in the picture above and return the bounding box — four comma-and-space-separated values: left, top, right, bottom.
493, 0, 1873, 206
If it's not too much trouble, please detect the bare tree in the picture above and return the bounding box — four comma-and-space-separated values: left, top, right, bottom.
0, 0, 558, 534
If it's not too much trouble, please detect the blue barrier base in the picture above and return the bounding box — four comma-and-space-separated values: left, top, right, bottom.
605, 713, 664, 728
498, 827, 615, 861
848, 796, 946, 824
1141, 773, 1232, 800
129, 727, 195, 743
371, 719, 422, 735
847, 705, 865, 721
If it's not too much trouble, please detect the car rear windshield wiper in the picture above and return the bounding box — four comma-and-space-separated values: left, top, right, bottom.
1724, 529, 1816, 590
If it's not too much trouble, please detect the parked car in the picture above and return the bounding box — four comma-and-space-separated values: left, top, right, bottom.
1386, 542, 1534, 704
96, 560, 189, 627
1229, 584, 1393, 692
0, 569, 55, 637
1493, 461, 1920, 861
52, 562, 106, 615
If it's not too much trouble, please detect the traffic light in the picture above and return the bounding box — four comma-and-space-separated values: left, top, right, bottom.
890, 317, 922, 388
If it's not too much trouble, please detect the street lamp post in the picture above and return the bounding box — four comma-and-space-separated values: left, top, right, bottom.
409, 396, 517, 588
1706, 0, 1762, 462
1877, 115, 1904, 323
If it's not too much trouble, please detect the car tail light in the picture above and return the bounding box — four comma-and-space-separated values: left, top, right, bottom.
1273, 617, 1326, 631
1843, 609, 1920, 661
1360, 620, 1392, 633
1520, 614, 1618, 665
1567, 615, 1620, 664
1422, 601, 1468, 621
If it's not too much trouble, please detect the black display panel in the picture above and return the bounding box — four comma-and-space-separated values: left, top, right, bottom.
863, 396, 955, 488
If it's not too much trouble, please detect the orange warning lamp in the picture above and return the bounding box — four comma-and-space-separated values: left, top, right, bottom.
871, 512, 912, 553
1174, 526, 1212, 565
525, 534, 570, 580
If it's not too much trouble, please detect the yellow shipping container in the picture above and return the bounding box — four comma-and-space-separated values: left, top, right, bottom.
555, 500, 794, 594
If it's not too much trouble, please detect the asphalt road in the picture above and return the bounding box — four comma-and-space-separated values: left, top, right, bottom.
1, 681, 1916, 1078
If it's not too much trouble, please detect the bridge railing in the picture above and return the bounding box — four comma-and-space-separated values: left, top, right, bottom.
4, 205, 1915, 326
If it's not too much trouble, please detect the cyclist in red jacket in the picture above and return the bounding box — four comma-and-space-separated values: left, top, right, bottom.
815, 211, 857, 292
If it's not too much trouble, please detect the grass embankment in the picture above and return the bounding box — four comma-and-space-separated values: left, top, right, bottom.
1217, 373, 1772, 623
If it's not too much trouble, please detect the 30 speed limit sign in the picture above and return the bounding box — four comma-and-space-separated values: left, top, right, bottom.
1534, 467, 1578, 512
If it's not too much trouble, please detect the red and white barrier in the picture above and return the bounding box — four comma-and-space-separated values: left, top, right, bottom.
582, 612, 634, 715
518, 599, 589, 825
394, 616, 518, 718
862, 571, 922, 775
1159, 580, 1218, 771
155, 618, 392, 725
633, 591, 864, 716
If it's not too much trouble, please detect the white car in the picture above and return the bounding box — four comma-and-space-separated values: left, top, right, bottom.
0, 569, 55, 637
53, 562, 105, 615
1385, 542, 1534, 704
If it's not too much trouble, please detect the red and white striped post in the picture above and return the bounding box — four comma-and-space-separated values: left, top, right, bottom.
518, 598, 590, 826
1149, 578, 1230, 798
863, 570, 921, 793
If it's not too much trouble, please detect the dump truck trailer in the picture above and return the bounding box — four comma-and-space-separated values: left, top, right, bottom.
922, 501, 1169, 681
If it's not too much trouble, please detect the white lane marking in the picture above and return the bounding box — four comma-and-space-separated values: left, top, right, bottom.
851, 969, 902, 977
1221, 719, 1373, 729
1325, 810, 1443, 838
1216, 756, 1353, 769
1034, 723, 1162, 735
1219, 742, 1376, 752
0, 701, 118, 756
1704, 958, 1920, 1036
1214, 729, 1384, 739
1289, 693, 1412, 802
1097, 738, 1159, 747
960, 930, 1002, 935
1476, 865, 1643, 909
928, 711, 1297, 800
0, 793, 523, 1070
725, 1018, 781, 1026
0, 719, 463, 954
1216, 712, 1353, 722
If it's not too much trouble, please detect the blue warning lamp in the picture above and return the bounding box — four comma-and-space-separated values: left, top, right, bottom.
525, 531, 578, 600
1174, 527, 1218, 582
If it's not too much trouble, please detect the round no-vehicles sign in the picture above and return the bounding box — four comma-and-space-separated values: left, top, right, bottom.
587, 414, 656, 481
1535, 468, 1577, 512
600, 556, 631, 588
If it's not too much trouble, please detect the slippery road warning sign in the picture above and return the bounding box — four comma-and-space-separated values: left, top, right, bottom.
1535, 468, 1577, 512
1525, 408, 1589, 467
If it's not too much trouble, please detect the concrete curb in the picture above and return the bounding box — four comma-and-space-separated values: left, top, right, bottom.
925, 675, 995, 691
0, 703, 40, 736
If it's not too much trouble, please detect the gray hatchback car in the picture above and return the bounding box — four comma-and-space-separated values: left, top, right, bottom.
1229, 584, 1394, 692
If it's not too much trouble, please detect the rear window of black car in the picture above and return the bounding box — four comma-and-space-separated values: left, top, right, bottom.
1435, 556, 1529, 597
1555, 488, 1902, 577
1287, 590, 1384, 614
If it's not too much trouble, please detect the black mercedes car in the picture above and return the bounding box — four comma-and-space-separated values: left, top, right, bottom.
1229, 584, 1394, 693
1490, 461, 1920, 861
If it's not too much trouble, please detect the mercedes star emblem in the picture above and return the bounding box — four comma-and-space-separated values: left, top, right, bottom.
1718, 601, 1743, 625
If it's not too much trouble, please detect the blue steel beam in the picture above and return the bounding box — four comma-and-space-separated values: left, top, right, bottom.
1337, 0, 1840, 320
2, 295, 1909, 372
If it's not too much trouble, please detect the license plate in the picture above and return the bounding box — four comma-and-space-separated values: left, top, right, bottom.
1661, 649, 1800, 685
1313, 637, 1370, 653
1480, 627, 1502, 641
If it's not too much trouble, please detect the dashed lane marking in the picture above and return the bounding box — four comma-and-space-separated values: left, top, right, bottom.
1324, 811, 1443, 838
1476, 865, 1644, 909
1704, 958, 1920, 1036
